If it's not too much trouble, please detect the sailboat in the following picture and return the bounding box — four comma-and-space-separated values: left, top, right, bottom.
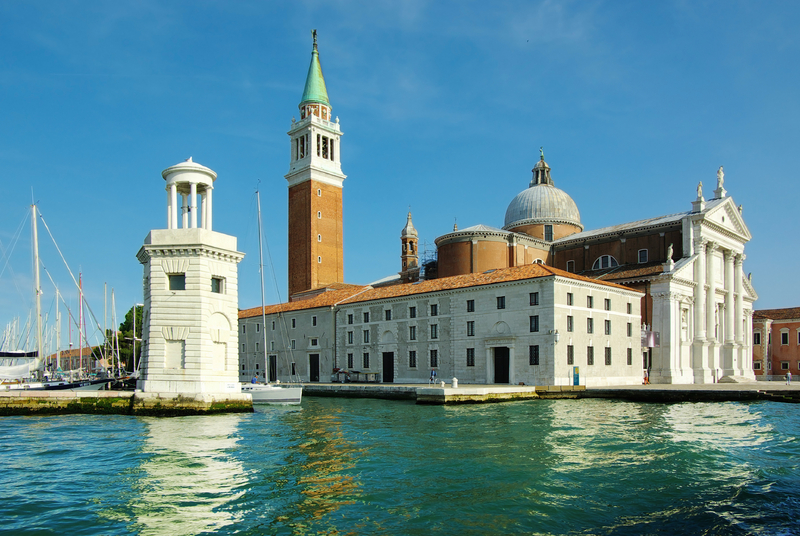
0, 204, 111, 391
241, 190, 302, 405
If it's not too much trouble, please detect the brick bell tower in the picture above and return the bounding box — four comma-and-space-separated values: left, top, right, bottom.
285, 30, 346, 299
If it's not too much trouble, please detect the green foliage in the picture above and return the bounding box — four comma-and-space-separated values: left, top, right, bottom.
113, 305, 143, 370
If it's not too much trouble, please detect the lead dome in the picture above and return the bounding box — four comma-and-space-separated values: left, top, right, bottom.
503, 154, 583, 234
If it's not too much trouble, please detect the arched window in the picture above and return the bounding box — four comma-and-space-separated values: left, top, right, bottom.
592, 255, 619, 270
533, 259, 544, 264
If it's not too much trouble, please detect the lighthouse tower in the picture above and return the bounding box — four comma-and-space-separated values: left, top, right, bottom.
136, 158, 244, 393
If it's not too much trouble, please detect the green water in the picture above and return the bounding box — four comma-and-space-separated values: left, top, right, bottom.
1, 398, 797, 535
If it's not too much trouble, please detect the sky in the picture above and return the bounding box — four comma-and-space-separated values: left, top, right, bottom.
0, 0, 798, 351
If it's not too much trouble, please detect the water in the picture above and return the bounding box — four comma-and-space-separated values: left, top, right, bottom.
1, 398, 798, 535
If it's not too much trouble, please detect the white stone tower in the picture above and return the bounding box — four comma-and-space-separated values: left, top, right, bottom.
136, 158, 244, 393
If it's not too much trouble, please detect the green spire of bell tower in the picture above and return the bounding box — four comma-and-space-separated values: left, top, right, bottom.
300, 29, 330, 108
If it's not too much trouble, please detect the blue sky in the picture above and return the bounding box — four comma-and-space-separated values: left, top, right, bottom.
1, 1, 798, 349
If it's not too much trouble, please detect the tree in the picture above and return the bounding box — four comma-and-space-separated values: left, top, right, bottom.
115, 305, 143, 371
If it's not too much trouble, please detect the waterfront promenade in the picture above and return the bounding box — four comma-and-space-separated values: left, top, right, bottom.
1, 381, 797, 415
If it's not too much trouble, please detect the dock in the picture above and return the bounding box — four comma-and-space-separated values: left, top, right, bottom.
0, 390, 253, 416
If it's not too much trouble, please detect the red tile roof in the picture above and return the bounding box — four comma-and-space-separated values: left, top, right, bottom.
754, 307, 800, 321
239, 263, 639, 319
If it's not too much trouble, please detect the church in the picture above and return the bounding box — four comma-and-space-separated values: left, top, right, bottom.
238, 33, 757, 386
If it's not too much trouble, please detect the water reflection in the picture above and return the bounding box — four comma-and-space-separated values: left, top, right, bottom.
131, 415, 247, 535
663, 403, 772, 448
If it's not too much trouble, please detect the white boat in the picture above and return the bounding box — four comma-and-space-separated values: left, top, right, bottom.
241, 383, 302, 405
243, 190, 303, 405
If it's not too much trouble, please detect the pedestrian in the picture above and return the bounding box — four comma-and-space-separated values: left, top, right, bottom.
430, 369, 437, 385
787, 371, 792, 385
252, 373, 258, 384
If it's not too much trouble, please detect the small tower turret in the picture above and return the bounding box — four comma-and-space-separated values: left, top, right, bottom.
400, 212, 420, 283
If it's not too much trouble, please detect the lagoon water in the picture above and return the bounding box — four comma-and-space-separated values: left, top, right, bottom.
1, 398, 798, 535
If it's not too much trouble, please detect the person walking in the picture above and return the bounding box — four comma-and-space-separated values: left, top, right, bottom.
429, 369, 437, 385
787, 371, 792, 385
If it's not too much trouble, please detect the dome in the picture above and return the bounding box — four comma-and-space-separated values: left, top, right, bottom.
502, 154, 582, 231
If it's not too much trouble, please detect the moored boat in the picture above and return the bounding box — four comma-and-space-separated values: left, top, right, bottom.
241, 383, 302, 405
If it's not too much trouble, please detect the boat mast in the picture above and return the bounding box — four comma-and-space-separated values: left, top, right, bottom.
78, 272, 83, 375
56, 287, 61, 372
256, 190, 269, 383
32, 204, 44, 368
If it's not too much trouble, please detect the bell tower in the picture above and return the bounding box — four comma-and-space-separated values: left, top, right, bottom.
285, 30, 346, 299
400, 212, 420, 283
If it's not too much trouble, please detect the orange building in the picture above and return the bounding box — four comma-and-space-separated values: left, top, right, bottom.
753, 308, 800, 380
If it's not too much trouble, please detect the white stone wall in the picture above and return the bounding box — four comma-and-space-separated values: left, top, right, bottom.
138, 228, 243, 393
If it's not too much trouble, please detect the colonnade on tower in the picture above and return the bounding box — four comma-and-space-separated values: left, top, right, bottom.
165, 157, 214, 231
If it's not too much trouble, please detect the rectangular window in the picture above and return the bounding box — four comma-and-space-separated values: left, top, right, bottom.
363, 312, 370, 323
347, 314, 354, 325
753, 361, 762, 370
781, 361, 789, 370
272, 321, 276, 330
627, 303, 632, 314
467, 321, 475, 337
270, 341, 274, 351
312, 316, 317, 326
291, 339, 296, 350
781, 332, 789, 345
627, 348, 633, 366
497, 296, 506, 309
430, 349, 438, 368
256, 323, 260, 333
310, 338, 318, 347
605, 347, 612, 366
466, 348, 475, 367
291, 318, 296, 329
363, 330, 370, 343
347, 353, 354, 369
347, 331, 353, 344
604, 298, 611, 311
529, 345, 540, 365
409, 307, 417, 318
255, 342, 259, 352
567, 316, 574, 332
587, 318, 594, 334
638, 249, 648, 263
242, 325, 246, 334
363, 352, 370, 369
241, 343, 246, 352
168, 274, 186, 291
291, 362, 297, 376
567, 260, 575, 273
467, 299, 475, 312
567, 293, 574, 306
605, 320, 611, 335
544, 224, 553, 242
431, 324, 438, 339
627, 323, 632, 337
409, 351, 417, 368
530, 315, 539, 332
567, 345, 574, 365
587, 346, 594, 366
316, 133, 321, 156
385, 309, 392, 321
530, 292, 539, 306
211, 277, 223, 294
430, 304, 438, 316
587, 296, 594, 309
753, 332, 761, 345
409, 326, 417, 341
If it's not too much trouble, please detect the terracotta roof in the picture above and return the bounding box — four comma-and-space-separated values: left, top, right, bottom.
583, 262, 664, 282
239, 285, 370, 319
754, 307, 800, 321
239, 264, 639, 319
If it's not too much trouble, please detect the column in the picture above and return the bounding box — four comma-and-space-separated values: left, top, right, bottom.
181, 193, 188, 229
724, 250, 735, 344
190, 182, 198, 229
693, 241, 706, 340
200, 190, 206, 230
166, 188, 172, 229
734, 254, 744, 343
170, 183, 178, 229
205, 186, 213, 230
706, 243, 717, 342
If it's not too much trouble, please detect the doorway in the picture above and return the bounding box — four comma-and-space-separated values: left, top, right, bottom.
382, 352, 394, 383
494, 347, 510, 384
268, 355, 277, 382
309, 354, 320, 382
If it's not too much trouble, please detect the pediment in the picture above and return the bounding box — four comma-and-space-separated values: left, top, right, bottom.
703, 198, 751, 241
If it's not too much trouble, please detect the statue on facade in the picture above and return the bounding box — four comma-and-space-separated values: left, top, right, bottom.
666, 243, 673, 260
717, 166, 724, 188
697, 181, 703, 199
